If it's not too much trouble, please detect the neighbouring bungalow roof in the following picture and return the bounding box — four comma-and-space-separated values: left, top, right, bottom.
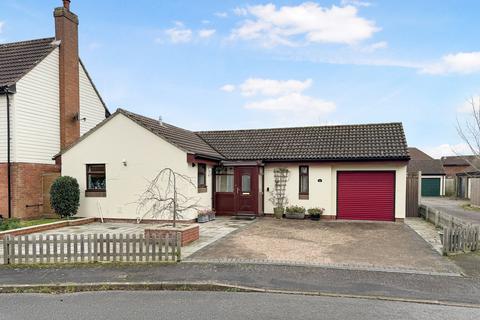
441, 155, 477, 166
197, 122, 409, 161
407, 147, 433, 160
407, 160, 445, 175
58, 109, 410, 162
0, 37, 57, 87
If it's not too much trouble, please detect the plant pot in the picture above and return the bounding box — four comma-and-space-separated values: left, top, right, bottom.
285, 212, 305, 219
197, 215, 209, 223
310, 215, 320, 221
209, 212, 216, 221
273, 207, 284, 219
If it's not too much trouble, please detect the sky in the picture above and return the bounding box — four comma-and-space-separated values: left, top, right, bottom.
1, 0, 480, 158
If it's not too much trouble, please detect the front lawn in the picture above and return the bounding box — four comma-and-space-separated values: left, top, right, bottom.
0, 218, 64, 231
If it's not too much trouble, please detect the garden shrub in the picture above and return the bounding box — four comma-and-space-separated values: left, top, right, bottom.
50, 176, 80, 218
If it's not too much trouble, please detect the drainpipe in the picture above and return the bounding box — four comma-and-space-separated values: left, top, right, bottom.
1, 85, 14, 219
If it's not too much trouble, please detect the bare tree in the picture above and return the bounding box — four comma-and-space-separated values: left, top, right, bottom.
135, 168, 200, 227
457, 96, 480, 172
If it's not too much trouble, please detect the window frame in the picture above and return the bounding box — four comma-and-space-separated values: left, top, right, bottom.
299, 165, 309, 197
85, 164, 106, 197
214, 166, 234, 193
197, 163, 207, 192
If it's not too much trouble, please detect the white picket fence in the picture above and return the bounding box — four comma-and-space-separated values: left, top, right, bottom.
2, 233, 181, 265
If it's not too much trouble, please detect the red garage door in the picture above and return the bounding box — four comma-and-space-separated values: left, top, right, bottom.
337, 171, 395, 221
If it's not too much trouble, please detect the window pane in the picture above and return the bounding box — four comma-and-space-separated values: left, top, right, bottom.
215, 167, 234, 175
300, 166, 308, 174
198, 164, 206, 187
242, 175, 251, 193
300, 176, 309, 193
216, 175, 233, 192
87, 163, 106, 190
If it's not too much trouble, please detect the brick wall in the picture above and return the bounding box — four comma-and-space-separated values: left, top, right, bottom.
0, 162, 60, 219
443, 165, 469, 178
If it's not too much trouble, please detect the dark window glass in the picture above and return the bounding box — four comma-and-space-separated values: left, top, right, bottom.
198, 164, 207, 188
299, 166, 309, 194
87, 164, 106, 191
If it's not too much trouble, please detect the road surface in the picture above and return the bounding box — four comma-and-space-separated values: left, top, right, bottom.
1, 291, 479, 320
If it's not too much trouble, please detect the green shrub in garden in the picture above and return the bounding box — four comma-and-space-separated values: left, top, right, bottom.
50, 176, 80, 218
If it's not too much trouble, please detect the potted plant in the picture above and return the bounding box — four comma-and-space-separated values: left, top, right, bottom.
269, 168, 290, 219
285, 205, 306, 219
197, 210, 210, 223
208, 209, 216, 221
273, 207, 284, 219
308, 208, 324, 221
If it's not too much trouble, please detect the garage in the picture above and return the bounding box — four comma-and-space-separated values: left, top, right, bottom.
421, 178, 441, 197
337, 171, 395, 221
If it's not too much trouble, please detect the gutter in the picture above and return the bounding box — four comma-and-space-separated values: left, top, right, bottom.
0, 84, 16, 219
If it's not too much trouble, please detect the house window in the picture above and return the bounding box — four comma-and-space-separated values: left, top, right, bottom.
197, 163, 207, 192
215, 167, 234, 192
299, 166, 309, 198
86, 164, 106, 197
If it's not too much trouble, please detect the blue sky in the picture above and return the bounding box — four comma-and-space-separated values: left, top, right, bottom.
1, 0, 480, 158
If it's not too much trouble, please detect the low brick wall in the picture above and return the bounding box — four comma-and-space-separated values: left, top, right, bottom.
97, 217, 197, 224
144, 224, 199, 246
0, 217, 95, 239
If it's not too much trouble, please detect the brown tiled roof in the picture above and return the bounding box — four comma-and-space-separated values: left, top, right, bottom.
441, 155, 477, 166
197, 123, 409, 161
407, 147, 433, 160
0, 37, 57, 87
407, 160, 445, 175
119, 109, 224, 159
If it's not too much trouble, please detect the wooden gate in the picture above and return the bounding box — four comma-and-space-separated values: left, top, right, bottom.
406, 172, 420, 217
42, 173, 60, 216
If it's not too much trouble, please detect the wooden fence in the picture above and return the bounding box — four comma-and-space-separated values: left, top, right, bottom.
442, 226, 479, 255
2, 233, 181, 265
419, 205, 480, 254
470, 178, 480, 207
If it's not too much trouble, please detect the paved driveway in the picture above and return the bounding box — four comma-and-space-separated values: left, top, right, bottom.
189, 218, 460, 274
422, 197, 480, 225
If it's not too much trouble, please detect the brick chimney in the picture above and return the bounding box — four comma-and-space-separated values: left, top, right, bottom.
54, 0, 80, 149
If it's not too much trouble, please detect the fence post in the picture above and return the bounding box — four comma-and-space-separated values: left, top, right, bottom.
3, 236, 10, 265
176, 232, 182, 262
442, 227, 449, 256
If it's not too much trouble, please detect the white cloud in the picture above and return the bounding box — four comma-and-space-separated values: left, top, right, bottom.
457, 96, 480, 113
220, 84, 236, 92
341, 0, 372, 7
239, 78, 312, 97
245, 92, 335, 114
164, 22, 192, 44
215, 12, 228, 18
421, 52, 480, 75
0, 21, 4, 33
233, 7, 248, 16
230, 3, 379, 47
422, 143, 471, 159
359, 41, 388, 53
198, 29, 216, 38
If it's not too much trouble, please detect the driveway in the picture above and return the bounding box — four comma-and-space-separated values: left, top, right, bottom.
422, 197, 480, 225
188, 218, 459, 274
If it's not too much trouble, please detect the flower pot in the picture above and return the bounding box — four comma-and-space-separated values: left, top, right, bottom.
273, 207, 284, 219
285, 212, 305, 219
310, 215, 320, 221
197, 215, 209, 223
209, 212, 216, 221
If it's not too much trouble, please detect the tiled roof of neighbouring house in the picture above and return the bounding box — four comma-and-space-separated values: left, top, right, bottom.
441, 155, 477, 166
197, 123, 410, 161
407, 147, 433, 160
119, 109, 224, 160
407, 160, 445, 175
0, 37, 57, 87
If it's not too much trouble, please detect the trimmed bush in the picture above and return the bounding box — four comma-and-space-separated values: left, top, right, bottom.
50, 176, 80, 218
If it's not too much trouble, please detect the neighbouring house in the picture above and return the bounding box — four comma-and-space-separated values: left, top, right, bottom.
59, 109, 410, 222
441, 155, 480, 199
0, 1, 109, 219
407, 147, 446, 197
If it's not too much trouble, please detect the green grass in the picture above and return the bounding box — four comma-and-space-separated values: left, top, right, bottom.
461, 204, 480, 212
18, 218, 61, 228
